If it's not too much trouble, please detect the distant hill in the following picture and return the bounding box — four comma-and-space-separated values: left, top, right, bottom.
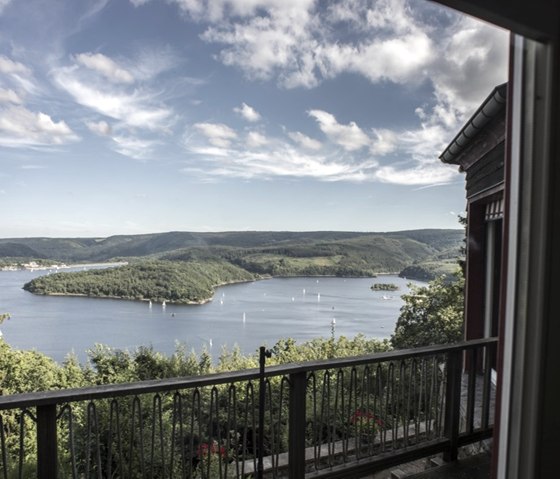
0, 229, 462, 262
0, 229, 464, 281
15, 229, 464, 302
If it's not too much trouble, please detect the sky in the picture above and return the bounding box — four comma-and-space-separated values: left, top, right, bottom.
0, 0, 508, 238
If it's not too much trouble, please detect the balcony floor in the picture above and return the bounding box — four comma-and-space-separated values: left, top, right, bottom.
404, 453, 491, 478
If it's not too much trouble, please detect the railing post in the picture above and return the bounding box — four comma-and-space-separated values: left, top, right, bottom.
36, 404, 57, 479
444, 349, 462, 462
288, 371, 307, 479
258, 347, 272, 479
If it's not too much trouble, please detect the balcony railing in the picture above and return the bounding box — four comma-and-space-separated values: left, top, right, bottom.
0, 337, 496, 479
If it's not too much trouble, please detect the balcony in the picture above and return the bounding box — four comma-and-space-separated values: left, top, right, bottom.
0, 338, 496, 478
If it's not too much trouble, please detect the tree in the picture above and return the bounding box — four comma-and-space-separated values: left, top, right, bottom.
391, 271, 464, 349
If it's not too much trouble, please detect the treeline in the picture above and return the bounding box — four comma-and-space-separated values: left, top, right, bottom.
23, 260, 256, 304
0, 229, 463, 263
399, 259, 459, 282
0, 334, 391, 395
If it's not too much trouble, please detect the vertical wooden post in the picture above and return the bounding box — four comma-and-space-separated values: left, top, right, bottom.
288, 372, 307, 479
444, 350, 462, 462
37, 404, 57, 479
257, 347, 271, 479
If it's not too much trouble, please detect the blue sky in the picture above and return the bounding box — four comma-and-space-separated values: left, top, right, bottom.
0, 0, 508, 237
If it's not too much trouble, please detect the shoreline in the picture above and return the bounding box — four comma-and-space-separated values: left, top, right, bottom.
23, 272, 420, 305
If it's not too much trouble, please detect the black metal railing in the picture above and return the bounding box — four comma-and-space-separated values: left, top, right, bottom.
0, 338, 496, 478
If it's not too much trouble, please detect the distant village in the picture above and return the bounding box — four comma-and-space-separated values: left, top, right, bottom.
0, 261, 69, 272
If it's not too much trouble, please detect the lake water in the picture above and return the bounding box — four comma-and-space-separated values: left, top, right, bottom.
0, 268, 422, 362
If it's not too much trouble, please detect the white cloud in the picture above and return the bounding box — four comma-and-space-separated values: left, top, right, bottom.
370, 129, 397, 156
52, 66, 172, 131
0, 0, 12, 14
246, 131, 267, 147
308, 110, 370, 151
374, 161, 458, 186
86, 120, 112, 136
0, 106, 79, 148
200, 1, 319, 88
0, 55, 37, 96
20, 164, 47, 169
184, 143, 375, 182
0, 56, 29, 75
169, 0, 315, 22
75, 52, 134, 84
288, 131, 322, 150
192, 0, 437, 88
0, 88, 22, 104
321, 33, 433, 84
429, 17, 508, 126
234, 102, 261, 122
193, 122, 237, 147
112, 135, 157, 160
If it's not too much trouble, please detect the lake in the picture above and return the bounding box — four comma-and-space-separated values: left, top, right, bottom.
0, 268, 422, 362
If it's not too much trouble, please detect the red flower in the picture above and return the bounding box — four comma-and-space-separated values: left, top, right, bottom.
349, 409, 384, 431
197, 441, 226, 458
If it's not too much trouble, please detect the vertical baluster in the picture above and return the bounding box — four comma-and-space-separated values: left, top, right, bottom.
150, 394, 165, 479
107, 400, 123, 479
308, 372, 319, 471
240, 382, 255, 477
386, 362, 396, 450
376, 363, 386, 452
421, 358, 430, 440
405, 360, 412, 446
129, 396, 146, 477
191, 389, 201, 479
335, 369, 346, 462
481, 344, 493, 430
466, 349, 478, 434
225, 384, 236, 479
347, 367, 357, 457
170, 392, 183, 478
85, 402, 102, 479
57, 405, 77, 479
320, 370, 331, 466
362, 365, 372, 457
411, 359, 419, 445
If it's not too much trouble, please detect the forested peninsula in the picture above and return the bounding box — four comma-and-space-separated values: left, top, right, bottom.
23, 260, 256, 304
15, 229, 464, 303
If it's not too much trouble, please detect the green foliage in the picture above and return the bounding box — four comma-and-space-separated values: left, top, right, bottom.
399, 260, 460, 282
391, 272, 465, 349
23, 259, 256, 304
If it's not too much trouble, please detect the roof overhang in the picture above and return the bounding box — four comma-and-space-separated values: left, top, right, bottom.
439, 83, 507, 166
